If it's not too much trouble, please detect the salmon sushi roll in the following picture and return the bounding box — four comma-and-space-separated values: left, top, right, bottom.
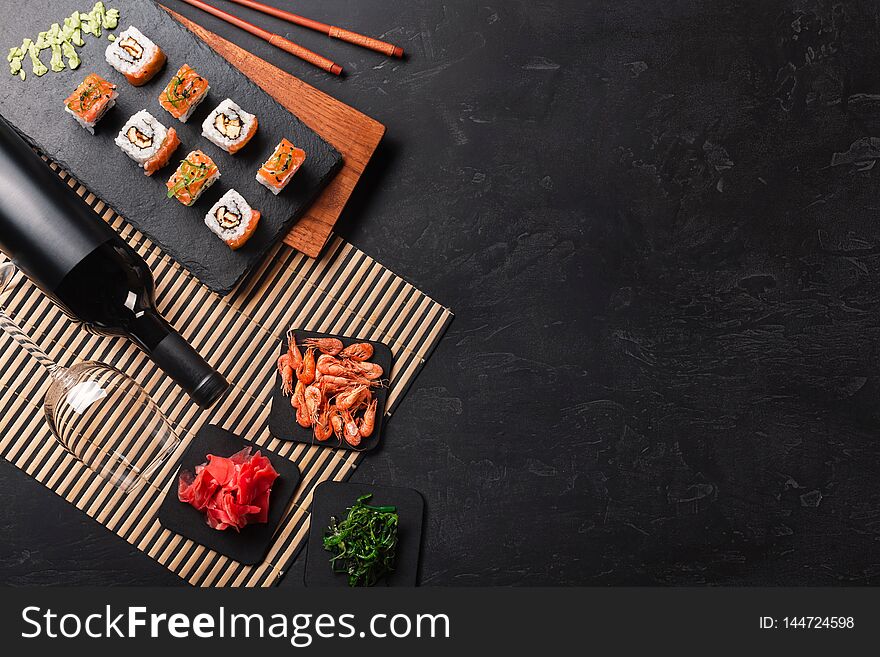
115, 110, 180, 176
205, 189, 260, 250
201, 98, 258, 154
105, 26, 166, 86
166, 150, 220, 206
256, 139, 306, 195
159, 64, 210, 123
64, 73, 117, 134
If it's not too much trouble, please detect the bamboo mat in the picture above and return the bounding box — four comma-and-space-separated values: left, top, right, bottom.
0, 166, 453, 587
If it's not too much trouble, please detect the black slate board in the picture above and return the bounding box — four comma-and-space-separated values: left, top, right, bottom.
267, 329, 392, 453
305, 482, 424, 587
157, 424, 301, 565
0, 0, 342, 294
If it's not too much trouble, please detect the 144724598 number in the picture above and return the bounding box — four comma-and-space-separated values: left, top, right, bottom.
782, 617, 854, 629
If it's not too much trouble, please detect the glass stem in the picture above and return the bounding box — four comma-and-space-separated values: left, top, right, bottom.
0, 308, 64, 378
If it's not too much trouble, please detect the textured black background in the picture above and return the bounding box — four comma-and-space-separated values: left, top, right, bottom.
3, 0, 880, 586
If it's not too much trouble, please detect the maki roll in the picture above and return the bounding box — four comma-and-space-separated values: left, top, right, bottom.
204, 189, 261, 251
159, 64, 210, 123
256, 138, 306, 195
105, 26, 166, 86
201, 99, 258, 154
64, 73, 117, 134
166, 150, 220, 206
115, 110, 180, 176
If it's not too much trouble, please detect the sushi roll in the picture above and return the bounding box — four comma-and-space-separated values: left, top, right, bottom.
204, 189, 261, 251
115, 110, 180, 176
256, 138, 306, 195
201, 98, 258, 154
105, 26, 166, 86
159, 64, 210, 123
166, 150, 220, 206
64, 73, 117, 134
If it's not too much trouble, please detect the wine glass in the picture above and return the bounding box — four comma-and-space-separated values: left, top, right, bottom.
0, 262, 180, 494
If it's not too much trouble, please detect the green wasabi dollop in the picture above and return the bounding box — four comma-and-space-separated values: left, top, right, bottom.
8, 2, 119, 80
27, 42, 48, 77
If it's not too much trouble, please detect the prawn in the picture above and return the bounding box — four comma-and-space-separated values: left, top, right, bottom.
314, 409, 334, 441
297, 346, 316, 385
329, 407, 345, 439
286, 330, 303, 370
358, 399, 378, 438
291, 379, 305, 409
348, 361, 384, 380
304, 384, 323, 422
277, 353, 294, 395
303, 337, 344, 355
337, 384, 369, 411
316, 354, 347, 377
342, 409, 361, 447
340, 342, 373, 361
320, 375, 355, 394
296, 404, 312, 428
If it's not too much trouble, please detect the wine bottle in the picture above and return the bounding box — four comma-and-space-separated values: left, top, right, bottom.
0, 116, 228, 408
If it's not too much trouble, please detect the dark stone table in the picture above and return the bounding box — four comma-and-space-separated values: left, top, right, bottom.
4, 0, 880, 586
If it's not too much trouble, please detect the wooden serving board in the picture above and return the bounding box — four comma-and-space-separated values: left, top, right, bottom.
168, 10, 385, 259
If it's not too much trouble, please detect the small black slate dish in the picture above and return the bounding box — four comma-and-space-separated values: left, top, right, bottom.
157, 424, 301, 565
267, 329, 393, 453
305, 481, 424, 587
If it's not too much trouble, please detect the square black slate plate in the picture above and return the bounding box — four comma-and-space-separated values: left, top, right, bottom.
157, 424, 301, 565
0, 0, 342, 294
267, 329, 393, 452
305, 482, 424, 587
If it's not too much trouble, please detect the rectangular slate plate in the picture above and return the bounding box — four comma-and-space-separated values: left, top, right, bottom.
0, 0, 342, 294
267, 329, 392, 453
305, 482, 424, 587
157, 424, 302, 565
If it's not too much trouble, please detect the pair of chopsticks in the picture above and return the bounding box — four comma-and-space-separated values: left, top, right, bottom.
179, 0, 404, 76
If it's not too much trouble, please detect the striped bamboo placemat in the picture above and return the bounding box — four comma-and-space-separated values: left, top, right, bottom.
0, 166, 452, 587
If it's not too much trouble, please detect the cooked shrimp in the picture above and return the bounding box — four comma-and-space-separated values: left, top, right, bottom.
349, 361, 384, 380
292, 380, 305, 409
321, 374, 352, 395
296, 403, 312, 428
342, 409, 361, 447
287, 330, 303, 370
358, 399, 378, 438
329, 407, 344, 438
337, 384, 369, 411
277, 353, 294, 395
314, 410, 334, 441
316, 354, 346, 376
303, 337, 344, 355
340, 342, 373, 361
297, 347, 316, 385
304, 384, 322, 421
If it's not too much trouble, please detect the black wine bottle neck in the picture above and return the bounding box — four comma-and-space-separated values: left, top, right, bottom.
52, 243, 228, 408
127, 308, 175, 353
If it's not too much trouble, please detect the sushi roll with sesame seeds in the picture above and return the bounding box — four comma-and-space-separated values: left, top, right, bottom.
204, 189, 261, 250
64, 73, 117, 133
166, 150, 220, 206
256, 138, 306, 195
201, 98, 258, 154
105, 26, 166, 86
115, 110, 180, 176
159, 64, 210, 123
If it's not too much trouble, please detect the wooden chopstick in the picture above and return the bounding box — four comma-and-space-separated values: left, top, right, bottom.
227, 0, 404, 58
179, 0, 343, 75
